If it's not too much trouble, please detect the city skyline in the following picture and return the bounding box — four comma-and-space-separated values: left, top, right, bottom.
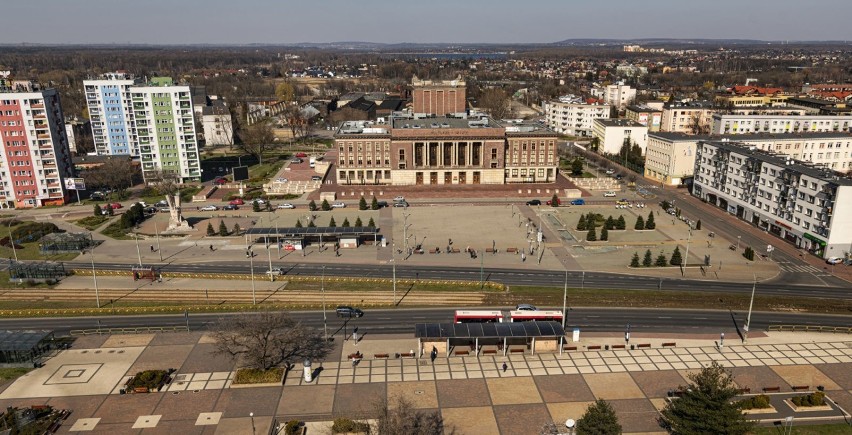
1, 0, 851, 45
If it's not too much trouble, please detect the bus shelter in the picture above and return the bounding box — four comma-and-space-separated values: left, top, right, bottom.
415, 321, 566, 357
245, 226, 382, 249
0, 330, 54, 364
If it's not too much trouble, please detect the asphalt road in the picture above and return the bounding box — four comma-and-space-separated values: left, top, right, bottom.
1, 307, 847, 337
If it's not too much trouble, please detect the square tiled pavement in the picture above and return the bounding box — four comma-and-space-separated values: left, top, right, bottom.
534, 374, 595, 402
441, 407, 499, 435
278, 385, 336, 418
91, 393, 162, 425
630, 370, 687, 399
147, 332, 204, 347
217, 387, 281, 418
436, 379, 492, 408
46, 395, 105, 420
135, 419, 205, 435
609, 398, 662, 433
127, 344, 194, 374
771, 365, 842, 391
584, 372, 645, 400
815, 364, 852, 390
730, 366, 791, 392
333, 383, 386, 418
153, 389, 220, 422
493, 403, 552, 435
387, 381, 438, 409
546, 402, 594, 426
486, 377, 542, 405
179, 344, 236, 373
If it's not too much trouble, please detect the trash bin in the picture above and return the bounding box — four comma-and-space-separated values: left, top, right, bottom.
630, 344, 635, 350
605, 345, 609, 350
303, 359, 313, 383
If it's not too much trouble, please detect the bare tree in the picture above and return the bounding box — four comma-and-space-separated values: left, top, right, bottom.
477, 88, 512, 119
238, 120, 275, 164
210, 311, 333, 371
373, 395, 447, 435
82, 157, 139, 197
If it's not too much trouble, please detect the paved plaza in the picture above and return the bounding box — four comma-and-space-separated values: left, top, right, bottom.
0, 331, 850, 434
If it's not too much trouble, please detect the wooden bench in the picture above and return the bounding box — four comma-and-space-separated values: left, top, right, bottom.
563, 346, 577, 351
450, 248, 460, 253
374, 353, 389, 359
738, 388, 751, 394
662, 342, 677, 347
428, 249, 439, 254
347, 353, 364, 360
763, 386, 781, 393
792, 385, 809, 391
399, 352, 415, 358
587, 345, 601, 350
509, 348, 525, 354
454, 350, 470, 356
134, 387, 149, 394
506, 247, 518, 253
485, 248, 497, 253
482, 349, 497, 355
612, 344, 626, 349
637, 343, 651, 348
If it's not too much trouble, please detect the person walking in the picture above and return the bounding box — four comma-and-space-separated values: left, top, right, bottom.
502, 362, 508, 372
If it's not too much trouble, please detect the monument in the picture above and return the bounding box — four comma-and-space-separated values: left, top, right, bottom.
164, 194, 193, 233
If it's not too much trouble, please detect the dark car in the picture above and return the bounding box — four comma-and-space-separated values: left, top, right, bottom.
223, 204, 239, 211
526, 199, 541, 206
336, 306, 364, 318
376, 201, 389, 209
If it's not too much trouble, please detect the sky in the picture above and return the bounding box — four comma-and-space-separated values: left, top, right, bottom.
1, 0, 850, 45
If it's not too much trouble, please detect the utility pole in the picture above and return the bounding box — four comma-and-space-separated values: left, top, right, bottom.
154, 222, 162, 262
403, 212, 411, 258
561, 269, 568, 329
322, 265, 327, 341
266, 245, 273, 282
90, 233, 100, 308
134, 233, 142, 266
249, 246, 256, 305
392, 243, 397, 307
744, 273, 756, 343
7, 220, 18, 262
683, 228, 692, 271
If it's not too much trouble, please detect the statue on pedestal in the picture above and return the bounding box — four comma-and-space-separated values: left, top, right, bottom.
165, 194, 192, 232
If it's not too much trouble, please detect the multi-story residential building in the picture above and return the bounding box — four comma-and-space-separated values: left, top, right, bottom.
598, 82, 636, 109
625, 105, 662, 132
83, 72, 141, 155
591, 119, 647, 155
660, 101, 715, 134
130, 78, 201, 183
542, 95, 610, 137
711, 114, 852, 135
692, 140, 852, 259
644, 133, 699, 186
0, 80, 73, 208
201, 105, 233, 146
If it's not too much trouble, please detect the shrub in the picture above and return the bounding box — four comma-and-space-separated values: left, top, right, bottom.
792, 391, 825, 407
551, 194, 560, 207
743, 246, 755, 261
126, 370, 169, 391
605, 216, 615, 230
233, 367, 285, 384
12, 222, 61, 242
295, 219, 303, 228
634, 216, 645, 230
738, 394, 771, 410
577, 214, 587, 231
670, 246, 683, 266
586, 228, 597, 241
219, 220, 229, 236
331, 418, 370, 434
696, 219, 702, 230
342, 218, 350, 227
367, 217, 376, 228
93, 204, 103, 217
371, 196, 379, 210
321, 199, 331, 211
643, 249, 653, 267
328, 217, 336, 227
253, 201, 261, 212
308, 200, 317, 211
232, 223, 241, 235
354, 217, 363, 227
600, 227, 608, 241
284, 420, 301, 435
630, 252, 640, 267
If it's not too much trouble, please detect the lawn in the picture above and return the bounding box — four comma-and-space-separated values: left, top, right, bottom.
0, 367, 32, 382
233, 367, 285, 385
0, 221, 79, 262
753, 424, 852, 435
75, 215, 111, 231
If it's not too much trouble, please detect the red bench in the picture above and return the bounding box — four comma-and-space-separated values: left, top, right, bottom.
563, 346, 577, 351
506, 248, 518, 253
662, 342, 676, 347
763, 386, 781, 392
454, 350, 470, 356
482, 349, 497, 355
587, 345, 601, 350
509, 348, 525, 354
637, 343, 651, 348
374, 353, 389, 359
792, 385, 809, 391
612, 344, 626, 349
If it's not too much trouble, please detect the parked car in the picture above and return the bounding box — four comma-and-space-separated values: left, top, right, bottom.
331, 202, 346, 208
311, 175, 323, 181
275, 177, 288, 183
570, 199, 586, 205
229, 198, 244, 205
546, 198, 561, 206
109, 202, 122, 210
393, 195, 406, 202
158, 207, 171, 213
526, 199, 541, 206
223, 204, 239, 211
392, 201, 408, 208
826, 257, 844, 265
376, 200, 389, 208
295, 152, 307, 158
277, 203, 295, 209
605, 169, 615, 175
253, 199, 266, 205
213, 177, 228, 185
200, 205, 218, 211
603, 191, 616, 197
290, 158, 303, 164
336, 306, 364, 318
265, 267, 284, 276
144, 206, 157, 214
155, 200, 169, 208
515, 304, 538, 311
90, 191, 105, 201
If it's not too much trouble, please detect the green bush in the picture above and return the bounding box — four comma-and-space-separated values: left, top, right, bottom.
76, 215, 109, 231
331, 418, 370, 434
308, 200, 317, 211
233, 368, 284, 384
630, 252, 640, 267
635, 216, 645, 230
645, 212, 655, 230
371, 196, 379, 210
354, 217, 363, 227
605, 216, 615, 230
284, 420, 301, 435
743, 246, 755, 261
207, 222, 215, 236
12, 222, 61, 242
342, 218, 350, 227
126, 370, 169, 391
600, 227, 608, 241
616, 215, 626, 230
738, 394, 771, 410
655, 252, 668, 267
792, 391, 825, 407
577, 214, 587, 231
643, 249, 653, 267
359, 196, 368, 210
219, 220, 229, 236
367, 218, 376, 228
670, 246, 683, 266
321, 199, 331, 211
586, 228, 597, 241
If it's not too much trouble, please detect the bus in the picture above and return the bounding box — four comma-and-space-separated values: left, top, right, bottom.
454, 310, 504, 323
509, 310, 563, 323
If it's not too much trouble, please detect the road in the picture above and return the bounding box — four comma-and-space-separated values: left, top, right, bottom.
0, 307, 847, 336
66, 261, 852, 300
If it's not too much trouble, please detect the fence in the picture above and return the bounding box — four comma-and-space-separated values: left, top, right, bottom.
767, 325, 852, 334
70, 326, 190, 336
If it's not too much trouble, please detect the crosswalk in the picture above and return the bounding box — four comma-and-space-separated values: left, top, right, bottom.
776, 261, 832, 276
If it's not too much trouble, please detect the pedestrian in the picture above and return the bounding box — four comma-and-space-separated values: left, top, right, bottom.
502, 362, 508, 372
150, 245, 154, 252
209, 244, 214, 252
521, 252, 526, 262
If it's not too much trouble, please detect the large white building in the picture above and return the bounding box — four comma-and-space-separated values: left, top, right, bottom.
592, 119, 648, 155
542, 95, 610, 137
83, 72, 141, 155
0, 80, 73, 208
711, 114, 852, 135
661, 101, 715, 134
692, 140, 852, 259
201, 105, 234, 146
597, 83, 636, 109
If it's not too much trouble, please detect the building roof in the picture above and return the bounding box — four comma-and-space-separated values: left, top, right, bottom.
594, 119, 645, 128
626, 105, 661, 113
664, 100, 714, 109
414, 321, 565, 339
0, 330, 53, 351
201, 106, 230, 116
344, 97, 375, 112
504, 121, 557, 136
391, 116, 495, 130
377, 98, 405, 111
650, 131, 852, 142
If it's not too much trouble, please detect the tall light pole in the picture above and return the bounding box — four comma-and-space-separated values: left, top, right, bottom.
266, 244, 273, 282
134, 233, 142, 266
154, 222, 162, 262
249, 245, 256, 305
90, 233, 100, 308
392, 243, 397, 306
402, 212, 411, 258
322, 265, 327, 341
744, 273, 757, 344
7, 219, 17, 262
683, 228, 692, 270
561, 269, 568, 329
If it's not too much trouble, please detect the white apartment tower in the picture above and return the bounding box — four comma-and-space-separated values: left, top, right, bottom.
543, 96, 610, 137
83, 72, 141, 155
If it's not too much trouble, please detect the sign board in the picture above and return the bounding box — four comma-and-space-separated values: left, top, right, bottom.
64, 178, 86, 190
232, 166, 249, 182
572, 328, 580, 342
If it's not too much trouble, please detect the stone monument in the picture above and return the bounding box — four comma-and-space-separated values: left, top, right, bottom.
165, 194, 193, 232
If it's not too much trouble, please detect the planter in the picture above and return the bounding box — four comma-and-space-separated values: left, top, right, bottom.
784, 400, 833, 412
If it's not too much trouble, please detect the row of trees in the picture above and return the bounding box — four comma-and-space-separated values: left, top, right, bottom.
206, 221, 241, 237
295, 217, 375, 228
630, 247, 684, 267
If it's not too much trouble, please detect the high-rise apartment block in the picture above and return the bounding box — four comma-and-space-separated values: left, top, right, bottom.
542, 95, 610, 137
0, 77, 73, 208
84, 73, 201, 183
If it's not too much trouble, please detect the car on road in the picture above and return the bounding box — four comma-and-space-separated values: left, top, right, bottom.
336, 306, 364, 318
526, 199, 541, 206
144, 206, 157, 214
109, 202, 122, 209
603, 191, 616, 197
569, 199, 586, 205
277, 203, 295, 209
290, 158, 303, 164
295, 152, 307, 158
155, 200, 169, 208
158, 206, 171, 213
253, 199, 266, 205
375, 200, 389, 208
223, 204, 239, 211
213, 177, 228, 185
331, 202, 346, 208
826, 257, 844, 265
546, 198, 561, 206
393, 196, 406, 202
200, 205, 218, 211
605, 169, 615, 175
275, 177, 288, 183
265, 267, 284, 276
229, 198, 244, 205
515, 304, 538, 311
90, 192, 105, 201
392, 201, 408, 208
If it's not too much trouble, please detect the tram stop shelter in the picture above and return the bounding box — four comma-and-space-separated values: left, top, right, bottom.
245, 226, 382, 249
415, 321, 566, 357
0, 330, 55, 364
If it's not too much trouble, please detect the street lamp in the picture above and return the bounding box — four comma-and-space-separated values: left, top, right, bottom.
90, 233, 100, 308
266, 244, 273, 282
7, 219, 17, 262
392, 243, 397, 307
133, 233, 142, 267
736, 235, 741, 251
154, 222, 162, 262
561, 269, 568, 329
744, 273, 757, 344
249, 412, 255, 435
322, 265, 327, 341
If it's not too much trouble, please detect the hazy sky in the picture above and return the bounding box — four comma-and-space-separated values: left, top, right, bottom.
1, 0, 850, 44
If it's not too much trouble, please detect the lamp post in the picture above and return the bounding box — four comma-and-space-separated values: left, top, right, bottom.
322, 265, 327, 341
266, 244, 273, 282
561, 269, 568, 329
249, 412, 255, 435
683, 228, 692, 270
744, 273, 757, 344
736, 235, 741, 251
154, 222, 162, 262
402, 212, 411, 258
90, 233, 100, 308
392, 243, 397, 307
248, 245, 256, 305
7, 219, 17, 262
134, 233, 142, 266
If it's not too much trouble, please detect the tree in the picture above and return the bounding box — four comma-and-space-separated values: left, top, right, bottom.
577, 399, 622, 435
577, 214, 587, 231
659, 361, 755, 435
307, 220, 316, 228
219, 220, 229, 237
616, 215, 626, 230
551, 194, 560, 207
82, 157, 140, 198
210, 311, 333, 371
308, 200, 317, 211
342, 218, 350, 227
295, 219, 303, 228
645, 212, 656, 230
605, 215, 615, 230
643, 249, 653, 267
586, 228, 597, 241
635, 216, 645, 230
630, 252, 641, 267
232, 223, 241, 235
354, 217, 363, 227
373, 395, 445, 435
252, 200, 261, 212
655, 251, 668, 267
744, 246, 755, 261
571, 158, 584, 176
321, 199, 331, 211
239, 120, 274, 164
328, 217, 336, 227
106, 205, 114, 216
696, 219, 702, 230
371, 196, 379, 210
359, 196, 368, 210
670, 246, 683, 266
207, 222, 215, 236
275, 82, 295, 102
367, 217, 376, 228
93, 204, 102, 217
478, 88, 512, 119
600, 227, 609, 241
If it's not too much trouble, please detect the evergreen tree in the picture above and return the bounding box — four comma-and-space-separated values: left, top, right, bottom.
577, 214, 587, 231
643, 249, 653, 267
587, 215, 596, 231
630, 252, 641, 267
655, 251, 668, 267
551, 193, 560, 207
359, 196, 368, 210
367, 217, 376, 228
307, 220, 316, 228
645, 211, 656, 230
371, 196, 379, 210
660, 362, 755, 435
571, 157, 584, 176
219, 220, 229, 236
616, 215, 626, 230
605, 215, 615, 230
265, 202, 272, 212
635, 215, 645, 230
586, 227, 597, 241
94, 204, 103, 217
354, 217, 363, 227
232, 223, 241, 235
106, 205, 114, 216
696, 219, 702, 230
295, 219, 303, 228
744, 246, 755, 261
328, 217, 336, 227
576, 399, 622, 435
600, 227, 608, 241
670, 246, 683, 266
342, 218, 350, 227
252, 200, 261, 212
308, 200, 317, 211
206, 222, 215, 236
321, 199, 331, 211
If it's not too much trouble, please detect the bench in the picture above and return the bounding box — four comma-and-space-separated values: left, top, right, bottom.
612, 344, 626, 349
454, 350, 470, 356
482, 350, 497, 355
563, 346, 577, 351
509, 349, 525, 354
506, 247, 518, 254
587, 345, 601, 350
637, 343, 651, 348
792, 385, 809, 391
485, 248, 497, 253
134, 387, 149, 394
738, 388, 751, 394
347, 353, 364, 360
662, 342, 677, 347
763, 386, 781, 393
429, 249, 439, 254
374, 353, 389, 359
399, 352, 415, 358
450, 248, 460, 253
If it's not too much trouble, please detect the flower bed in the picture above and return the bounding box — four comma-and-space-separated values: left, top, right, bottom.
232, 367, 285, 385
126, 369, 170, 392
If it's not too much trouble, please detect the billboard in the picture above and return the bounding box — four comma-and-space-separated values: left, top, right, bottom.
232, 166, 249, 182
64, 178, 86, 190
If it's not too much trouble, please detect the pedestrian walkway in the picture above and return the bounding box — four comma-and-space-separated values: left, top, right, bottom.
776, 260, 832, 276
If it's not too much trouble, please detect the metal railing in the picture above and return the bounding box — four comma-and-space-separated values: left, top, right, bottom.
767, 325, 852, 334
70, 326, 189, 336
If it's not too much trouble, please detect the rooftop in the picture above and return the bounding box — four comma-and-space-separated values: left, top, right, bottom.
626, 105, 662, 113
391, 115, 496, 130
650, 131, 852, 142
594, 119, 645, 128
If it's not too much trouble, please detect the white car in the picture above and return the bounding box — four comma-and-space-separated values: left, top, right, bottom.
253, 199, 266, 205
331, 202, 346, 208
826, 257, 844, 265
603, 191, 616, 197
605, 169, 615, 175
393, 196, 405, 202
275, 177, 288, 183
277, 203, 295, 209
200, 205, 218, 211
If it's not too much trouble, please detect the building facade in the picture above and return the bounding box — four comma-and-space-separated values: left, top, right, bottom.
201, 105, 233, 146
625, 105, 662, 132
0, 82, 73, 208
542, 96, 610, 137
711, 114, 852, 135
601, 83, 636, 109
591, 119, 648, 155
410, 75, 466, 117
692, 140, 852, 259
83, 72, 141, 155
660, 101, 715, 134
643, 133, 698, 186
